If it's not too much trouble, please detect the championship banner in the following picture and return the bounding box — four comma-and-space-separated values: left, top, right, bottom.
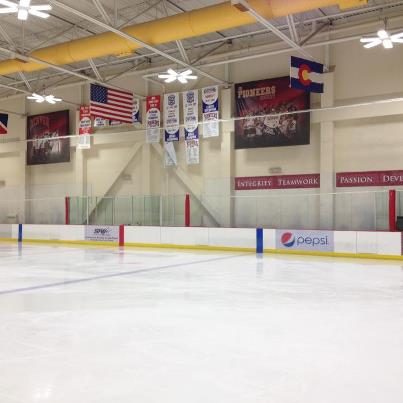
235, 76, 310, 149
202, 85, 219, 138
146, 95, 161, 143
164, 141, 177, 167
185, 138, 200, 165
164, 93, 180, 142
79, 106, 92, 135
183, 90, 199, 140
133, 98, 140, 123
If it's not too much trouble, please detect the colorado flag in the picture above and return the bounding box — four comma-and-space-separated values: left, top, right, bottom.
290, 56, 324, 93
0, 113, 8, 135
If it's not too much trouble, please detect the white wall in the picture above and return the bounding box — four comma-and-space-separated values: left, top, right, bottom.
0, 38, 403, 227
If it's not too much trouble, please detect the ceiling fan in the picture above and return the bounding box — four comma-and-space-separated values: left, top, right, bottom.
360, 29, 403, 49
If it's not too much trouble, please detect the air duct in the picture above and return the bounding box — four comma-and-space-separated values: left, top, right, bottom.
0, 0, 367, 76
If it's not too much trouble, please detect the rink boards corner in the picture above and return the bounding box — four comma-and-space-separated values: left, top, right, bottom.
0, 223, 402, 260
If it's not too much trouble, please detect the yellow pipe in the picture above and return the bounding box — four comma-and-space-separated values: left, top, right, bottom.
0, 0, 367, 76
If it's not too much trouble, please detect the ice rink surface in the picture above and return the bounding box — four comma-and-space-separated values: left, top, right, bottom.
0, 243, 403, 403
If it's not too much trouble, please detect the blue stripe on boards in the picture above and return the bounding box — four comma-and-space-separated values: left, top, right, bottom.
256, 228, 263, 254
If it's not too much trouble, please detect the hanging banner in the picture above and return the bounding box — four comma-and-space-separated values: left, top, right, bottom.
164, 93, 180, 142
133, 98, 140, 123
164, 141, 177, 167
235, 174, 320, 190
202, 85, 219, 138
78, 106, 91, 150
183, 90, 199, 140
146, 95, 161, 143
234, 77, 310, 149
93, 116, 109, 127
185, 138, 200, 165
79, 106, 92, 135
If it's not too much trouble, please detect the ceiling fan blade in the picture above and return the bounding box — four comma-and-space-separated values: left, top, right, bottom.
30, 5, 52, 11
0, 7, 17, 13
391, 32, 403, 43
0, 0, 18, 8
165, 76, 177, 83
167, 68, 177, 76
364, 39, 382, 48
29, 9, 50, 18
360, 37, 378, 43
181, 69, 192, 76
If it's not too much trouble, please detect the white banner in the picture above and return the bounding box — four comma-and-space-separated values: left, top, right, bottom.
164, 141, 177, 167
183, 90, 199, 140
77, 135, 91, 149
202, 85, 219, 138
133, 98, 140, 123
185, 138, 200, 165
164, 93, 180, 142
85, 226, 119, 242
146, 95, 161, 143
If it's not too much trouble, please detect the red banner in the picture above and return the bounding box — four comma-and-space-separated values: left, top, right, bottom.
79, 106, 92, 135
146, 95, 160, 111
235, 174, 320, 190
336, 170, 403, 187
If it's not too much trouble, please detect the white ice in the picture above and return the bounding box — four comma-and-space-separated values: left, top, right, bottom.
0, 243, 403, 403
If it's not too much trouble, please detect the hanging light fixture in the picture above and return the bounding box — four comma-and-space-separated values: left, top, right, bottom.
360, 29, 403, 49
0, 0, 52, 20
27, 93, 62, 104
158, 69, 198, 84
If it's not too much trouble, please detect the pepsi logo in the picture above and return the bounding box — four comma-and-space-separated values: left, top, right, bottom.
281, 232, 295, 247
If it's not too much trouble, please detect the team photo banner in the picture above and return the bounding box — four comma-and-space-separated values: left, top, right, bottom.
146, 95, 161, 143
183, 90, 199, 140
235, 76, 310, 149
202, 85, 219, 138
164, 93, 180, 142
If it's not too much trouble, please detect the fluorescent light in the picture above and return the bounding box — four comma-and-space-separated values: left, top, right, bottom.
27, 93, 62, 104
0, 0, 51, 20
361, 28, 403, 49
157, 68, 198, 84
17, 8, 28, 19
377, 29, 388, 39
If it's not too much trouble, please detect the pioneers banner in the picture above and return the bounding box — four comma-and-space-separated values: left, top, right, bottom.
146, 95, 161, 143
27, 110, 70, 166
202, 85, 219, 138
235, 76, 310, 149
183, 90, 199, 140
235, 174, 320, 190
164, 93, 180, 142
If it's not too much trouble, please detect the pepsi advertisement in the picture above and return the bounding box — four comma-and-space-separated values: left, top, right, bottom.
235, 76, 310, 149
276, 230, 334, 252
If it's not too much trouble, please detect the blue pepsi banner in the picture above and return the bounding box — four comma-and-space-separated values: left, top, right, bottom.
276, 229, 334, 252
183, 89, 199, 140
202, 85, 219, 138
164, 92, 180, 142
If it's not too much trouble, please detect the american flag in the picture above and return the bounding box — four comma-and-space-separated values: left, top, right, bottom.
90, 84, 133, 124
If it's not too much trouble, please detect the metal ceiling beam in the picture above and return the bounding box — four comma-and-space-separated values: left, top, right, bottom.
88, 58, 103, 81
118, 0, 164, 29
236, 0, 315, 60
50, 0, 228, 85
286, 15, 299, 43
92, 0, 113, 25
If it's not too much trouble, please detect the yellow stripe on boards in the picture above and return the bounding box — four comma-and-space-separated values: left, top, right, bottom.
0, 238, 402, 261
